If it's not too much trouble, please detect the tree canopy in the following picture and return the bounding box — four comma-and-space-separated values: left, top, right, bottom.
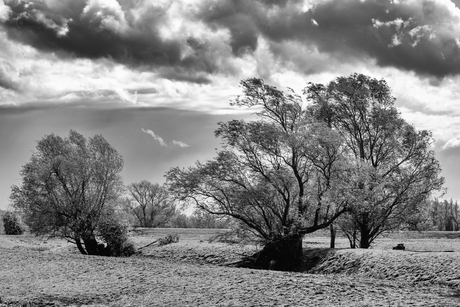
10, 130, 132, 256
305, 73, 445, 248
167, 78, 360, 270
168, 74, 445, 269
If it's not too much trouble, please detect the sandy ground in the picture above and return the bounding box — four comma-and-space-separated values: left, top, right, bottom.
0, 231, 460, 306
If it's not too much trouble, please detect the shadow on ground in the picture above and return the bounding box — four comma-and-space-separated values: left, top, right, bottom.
303, 248, 336, 271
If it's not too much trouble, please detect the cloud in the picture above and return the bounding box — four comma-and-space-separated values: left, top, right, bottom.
199, 1, 260, 56
452, 0, 460, 9
0, 0, 236, 83
141, 128, 166, 147
141, 128, 190, 148
195, 0, 460, 78
4, 0, 460, 121
27, 8, 70, 37
113, 88, 137, 105
0, 29, 242, 112
3, 0, 460, 80
442, 138, 460, 150
0, 0, 11, 22
81, 0, 128, 33
0, 60, 19, 90
172, 140, 190, 148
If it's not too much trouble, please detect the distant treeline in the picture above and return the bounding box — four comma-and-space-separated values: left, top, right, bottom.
430, 199, 459, 231
124, 209, 231, 230
165, 210, 231, 229
408, 199, 460, 232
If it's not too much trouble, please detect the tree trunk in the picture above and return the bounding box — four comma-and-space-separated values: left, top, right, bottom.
329, 224, 336, 248
253, 234, 304, 271
344, 228, 357, 248
76, 238, 87, 255
359, 213, 371, 249
359, 226, 371, 249
83, 236, 102, 255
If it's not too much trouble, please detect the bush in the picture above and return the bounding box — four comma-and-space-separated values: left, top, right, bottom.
2, 212, 24, 235
98, 219, 136, 257
158, 234, 179, 246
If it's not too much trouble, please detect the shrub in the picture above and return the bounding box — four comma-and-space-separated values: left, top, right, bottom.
98, 219, 136, 257
157, 234, 179, 246
2, 211, 24, 235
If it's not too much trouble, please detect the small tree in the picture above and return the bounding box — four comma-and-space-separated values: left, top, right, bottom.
125, 181, 176, 227
98, 215, 136, 257
167, 78, 358, 271
306, 73, 445, 248
2, 211, 24, 235
10, 130, 132, 256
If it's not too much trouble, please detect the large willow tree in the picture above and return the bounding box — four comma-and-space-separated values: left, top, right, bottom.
305, 73, 445, 248
10, 130, 126, 256
167, 78, 360, 271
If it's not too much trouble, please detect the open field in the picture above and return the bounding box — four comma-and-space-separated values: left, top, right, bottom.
1, 229, 460, 306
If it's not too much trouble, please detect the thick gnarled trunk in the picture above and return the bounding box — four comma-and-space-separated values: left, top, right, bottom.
83, 236, 102, 255
359, 224, 371, 249
75, 235, 108, 256
236, 234, 304, 272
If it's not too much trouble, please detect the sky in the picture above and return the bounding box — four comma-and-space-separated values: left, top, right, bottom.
1, 0, 460, 209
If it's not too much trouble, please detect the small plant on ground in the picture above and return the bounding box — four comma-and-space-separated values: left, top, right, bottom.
136, 234, 180, 253
158, 234, 179, 246
3, 211, 24, 235
98, 218, 136, 257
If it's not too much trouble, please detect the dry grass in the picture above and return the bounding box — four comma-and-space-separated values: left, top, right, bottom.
1, 229, 460, 306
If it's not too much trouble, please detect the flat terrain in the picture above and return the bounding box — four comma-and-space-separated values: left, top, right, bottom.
1, 229, 460, 306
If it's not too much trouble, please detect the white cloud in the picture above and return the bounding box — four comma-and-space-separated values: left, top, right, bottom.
442, 138, 460, 150
172, 140, 190, 147
0, 0, 11, 22
141, 128, 167, 147
81, 0, 129, 33
141, 129, 191, 148
113, 88, 137, 104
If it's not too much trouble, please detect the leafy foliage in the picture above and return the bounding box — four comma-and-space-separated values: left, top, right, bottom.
168, 78, 355, 243
98, 217, 136, 257
10, 130, 128, 256
306, 73, 445, 248
167, 78, 362, 270
2, 211, 24, 235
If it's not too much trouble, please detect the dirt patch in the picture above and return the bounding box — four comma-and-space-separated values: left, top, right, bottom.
0, 248, 459, 307
310, 248, 460, 287
2, 231, 460, 306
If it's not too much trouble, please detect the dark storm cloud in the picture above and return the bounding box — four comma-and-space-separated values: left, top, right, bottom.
304, 0, 460, 77
199, 0, 460, 78
3, 0, 460, 80
199, 1, 260, 56
1, 0, 218, 82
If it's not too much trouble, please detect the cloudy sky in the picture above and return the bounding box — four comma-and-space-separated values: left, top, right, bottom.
1, 0, 460, 209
